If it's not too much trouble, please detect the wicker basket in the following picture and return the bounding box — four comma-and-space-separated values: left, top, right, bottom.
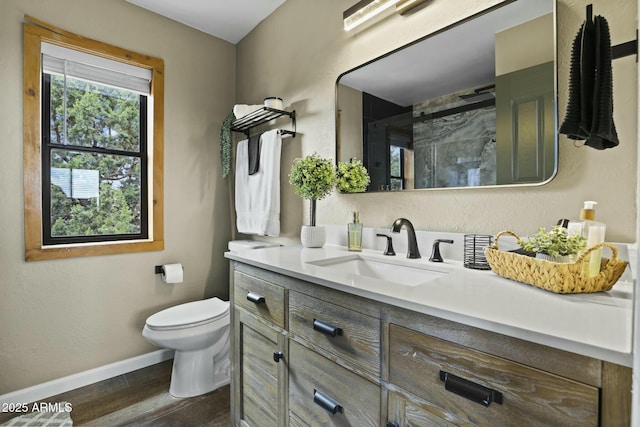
484, 230, 628, 294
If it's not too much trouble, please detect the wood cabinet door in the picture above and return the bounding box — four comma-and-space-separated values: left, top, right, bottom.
238, 313, 286, 427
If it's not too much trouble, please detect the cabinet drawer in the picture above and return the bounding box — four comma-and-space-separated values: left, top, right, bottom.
234, 271, 285, 328
389, 324, 599, 427
388, 390, 471, 427
289, 290, 380, 376
289, 340, 380, 426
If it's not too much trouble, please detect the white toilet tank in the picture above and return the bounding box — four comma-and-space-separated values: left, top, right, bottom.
228, 240, 278, 252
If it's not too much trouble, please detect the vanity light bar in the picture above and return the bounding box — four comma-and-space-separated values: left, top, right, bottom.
396, 0, 431, 15
343, 0, 399, 31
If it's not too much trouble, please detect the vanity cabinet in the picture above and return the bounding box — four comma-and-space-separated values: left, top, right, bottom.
229, 262, 632, 427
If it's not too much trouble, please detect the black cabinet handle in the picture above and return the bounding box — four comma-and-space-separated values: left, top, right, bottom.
313, 319, 343, 337
313, 389, 343, 415
273, 351, 284, 363
386, 423, 400, 427
440, 370, 503, 407
246, 292, 265, 304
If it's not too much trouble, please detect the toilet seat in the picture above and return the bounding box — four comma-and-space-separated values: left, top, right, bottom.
146, 297, 229, 331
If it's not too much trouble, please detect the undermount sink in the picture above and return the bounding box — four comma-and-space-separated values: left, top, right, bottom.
306, 254, 448, 286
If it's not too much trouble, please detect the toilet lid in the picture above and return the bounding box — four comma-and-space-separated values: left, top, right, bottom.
146, 297, 229, 329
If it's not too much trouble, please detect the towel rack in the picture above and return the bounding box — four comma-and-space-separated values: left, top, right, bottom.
586, 4, 638, 61
231, 107, 296, 138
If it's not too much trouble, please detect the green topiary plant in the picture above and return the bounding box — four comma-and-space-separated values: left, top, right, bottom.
517, 226, 587, 258
336, 158, 370, 193
289, 153, 335, 226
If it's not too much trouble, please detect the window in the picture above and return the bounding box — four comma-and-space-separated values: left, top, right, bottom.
389, 145, 405, 190
24, 18, 164, 261
387, 127, 413, 190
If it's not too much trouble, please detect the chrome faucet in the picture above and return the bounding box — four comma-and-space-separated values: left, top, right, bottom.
391, 218, 421, 259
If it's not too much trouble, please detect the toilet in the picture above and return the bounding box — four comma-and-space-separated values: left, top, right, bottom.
142, 297, 231, 397
142, 240, 277, 398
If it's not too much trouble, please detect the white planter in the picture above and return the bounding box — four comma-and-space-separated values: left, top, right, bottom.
301, 225, 325, 248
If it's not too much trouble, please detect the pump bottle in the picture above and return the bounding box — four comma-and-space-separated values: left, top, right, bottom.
348, 211, 363, 251
568, 201, 606, 277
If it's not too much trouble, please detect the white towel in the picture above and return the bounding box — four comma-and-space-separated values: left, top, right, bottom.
233, 104, 263, 119
235, 129, 282, 236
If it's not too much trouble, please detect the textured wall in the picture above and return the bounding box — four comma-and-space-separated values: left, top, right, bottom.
237, 0, 637, 243
0, 0, 235, 393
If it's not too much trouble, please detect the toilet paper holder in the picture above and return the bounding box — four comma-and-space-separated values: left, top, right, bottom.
155, 264, 184, 275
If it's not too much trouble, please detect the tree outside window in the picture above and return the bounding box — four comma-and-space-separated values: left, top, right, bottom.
43, 74, 147, 244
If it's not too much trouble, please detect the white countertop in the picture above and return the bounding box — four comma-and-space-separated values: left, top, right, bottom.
225, 244, 634, 367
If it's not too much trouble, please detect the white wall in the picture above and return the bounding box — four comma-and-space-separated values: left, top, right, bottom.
237, 0, 637, 244
0, 0, 235, 393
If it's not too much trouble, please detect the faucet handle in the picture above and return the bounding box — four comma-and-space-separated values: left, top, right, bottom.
376, 234, 396, 256
429, 239, 454, 262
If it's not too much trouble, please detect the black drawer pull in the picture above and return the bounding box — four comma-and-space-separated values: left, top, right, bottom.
313, 389, 343, 415
439, 370, 503, 407
386, 423, 400, 427
313, 319, 343, 337
246, 292, 265, 304
273, 351, 284, 363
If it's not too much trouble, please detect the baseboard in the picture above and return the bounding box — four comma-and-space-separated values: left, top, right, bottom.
0, 349, 174, 406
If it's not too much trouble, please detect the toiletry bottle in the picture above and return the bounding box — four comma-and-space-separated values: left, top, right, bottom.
348, 211, 363, 252
568, 201, 606, 277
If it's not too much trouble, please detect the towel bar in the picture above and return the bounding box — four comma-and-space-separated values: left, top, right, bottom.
586, 4, 638, 61
231, 107, 296, 138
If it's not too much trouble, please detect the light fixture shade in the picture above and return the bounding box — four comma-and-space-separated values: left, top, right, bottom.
396, 0, 431, 15
343, 0, 399, 31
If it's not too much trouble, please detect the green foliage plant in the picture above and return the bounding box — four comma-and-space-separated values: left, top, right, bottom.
289, 154, 335, 226
336, 159, 370, 193
220, 111, 235, 178
517, 226, 587, 258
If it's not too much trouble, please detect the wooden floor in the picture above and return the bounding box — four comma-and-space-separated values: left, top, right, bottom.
0, 360, 231, 426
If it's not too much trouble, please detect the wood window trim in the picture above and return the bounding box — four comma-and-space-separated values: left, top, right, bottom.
23, 16, 164, 261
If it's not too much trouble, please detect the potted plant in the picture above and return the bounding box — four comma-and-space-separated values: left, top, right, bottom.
517, 226, 587, 262
336, 158, 370, 193
289, 153, 335, 247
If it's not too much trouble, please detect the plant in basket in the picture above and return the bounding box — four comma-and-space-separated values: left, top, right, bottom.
517, 226, 586, 262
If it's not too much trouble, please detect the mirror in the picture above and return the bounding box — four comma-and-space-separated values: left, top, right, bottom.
336, 0, 557, 191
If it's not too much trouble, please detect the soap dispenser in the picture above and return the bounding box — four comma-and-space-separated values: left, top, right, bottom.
568, 201, 606, 277
348, 211, 363, 252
